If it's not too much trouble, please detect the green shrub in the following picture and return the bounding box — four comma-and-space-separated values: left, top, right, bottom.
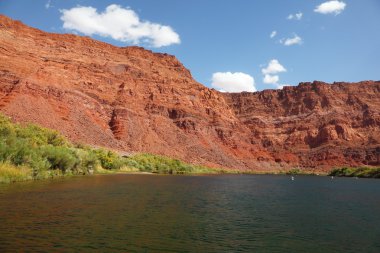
329, 167, 380, 178
41, 146, 78, 173
0, 113, 106, 182
286, 168, 302, 175
93, 149, 127, 170
0, 113, 222, 183
125, 153, 218, 174
0, 162, 31, 183
16, 124, 67, 146
75, 149, 99, 173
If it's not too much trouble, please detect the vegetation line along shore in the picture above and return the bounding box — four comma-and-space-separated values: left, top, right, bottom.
328, 167, 380, 178
0, 113, 379, 183
0, 114, 227, 183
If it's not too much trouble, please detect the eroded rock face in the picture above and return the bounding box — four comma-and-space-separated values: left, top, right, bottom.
0, 15, 379, 171
223, 82, 380, 169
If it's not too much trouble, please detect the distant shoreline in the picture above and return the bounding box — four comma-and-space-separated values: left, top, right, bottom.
3, 167, 380, 185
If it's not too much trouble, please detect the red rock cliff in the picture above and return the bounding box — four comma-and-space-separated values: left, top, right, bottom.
0, 15, 379, 171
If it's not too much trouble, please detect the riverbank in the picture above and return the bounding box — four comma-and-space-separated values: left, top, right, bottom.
1, 113, 378, 183
0, 113, 226, 183
329, 167, 380, 178
4, 161, 380, 184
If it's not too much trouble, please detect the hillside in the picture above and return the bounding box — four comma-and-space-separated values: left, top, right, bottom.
0, 15, 379, 172
0, 113, 222, 183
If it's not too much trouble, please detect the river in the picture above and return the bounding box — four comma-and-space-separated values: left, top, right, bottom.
0, 174, 379, 252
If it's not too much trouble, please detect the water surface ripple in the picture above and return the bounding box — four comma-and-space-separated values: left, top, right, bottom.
0, 174, 379, 252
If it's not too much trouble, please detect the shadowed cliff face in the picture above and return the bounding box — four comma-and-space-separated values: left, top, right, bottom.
0, 15, 379, 171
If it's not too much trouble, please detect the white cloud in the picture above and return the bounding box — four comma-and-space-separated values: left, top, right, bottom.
211, 72, 256, 92
287, 12, 303, 20
314, 1, 346, 15
275, 84, 287, 89
280, 34, 303, 46
270, 30, 277, 38
261, 60, 288, 89
60, 4, 180, 47
261, 59, 287, 75
263, 74, 279, 84
45, 0, 52, 9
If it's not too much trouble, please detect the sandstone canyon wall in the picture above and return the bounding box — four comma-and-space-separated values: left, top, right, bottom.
0, 15, 379, 172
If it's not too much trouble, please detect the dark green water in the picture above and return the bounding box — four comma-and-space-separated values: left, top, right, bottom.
0, 174, 379, 252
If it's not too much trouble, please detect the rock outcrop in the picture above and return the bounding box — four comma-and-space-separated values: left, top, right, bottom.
0, 15, 379, 172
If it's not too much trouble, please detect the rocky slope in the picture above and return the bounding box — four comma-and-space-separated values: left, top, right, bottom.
0, 15, 379, 172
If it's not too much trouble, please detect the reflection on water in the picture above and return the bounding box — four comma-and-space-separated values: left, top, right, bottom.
0, 174, 379, 252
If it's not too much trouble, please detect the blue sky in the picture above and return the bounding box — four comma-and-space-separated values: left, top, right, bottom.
1, 0, 379, 91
